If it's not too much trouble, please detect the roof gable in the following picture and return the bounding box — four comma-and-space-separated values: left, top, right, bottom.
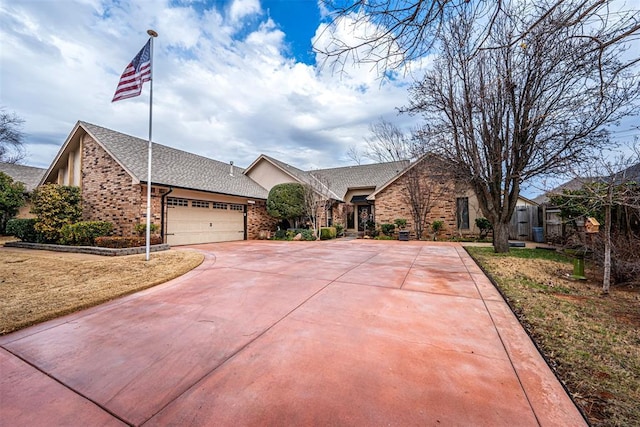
79, 122, 268, 199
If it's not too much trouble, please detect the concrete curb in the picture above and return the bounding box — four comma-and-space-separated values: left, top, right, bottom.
4, 241, 171, 256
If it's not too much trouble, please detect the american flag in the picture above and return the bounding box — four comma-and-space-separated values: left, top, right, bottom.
112, 39, 152, 102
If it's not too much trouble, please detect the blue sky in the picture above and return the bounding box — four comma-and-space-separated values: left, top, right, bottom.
263, 0, 320, 64
1, 0, 638, 198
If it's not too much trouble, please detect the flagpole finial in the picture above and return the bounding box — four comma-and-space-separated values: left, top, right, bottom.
147, 29, 158, 37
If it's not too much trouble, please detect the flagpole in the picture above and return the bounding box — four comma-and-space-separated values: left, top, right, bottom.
145, 29, 158, 262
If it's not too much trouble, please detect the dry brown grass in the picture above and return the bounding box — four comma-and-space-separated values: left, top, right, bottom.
468, 247, 640, 427
0, 248, 204, 335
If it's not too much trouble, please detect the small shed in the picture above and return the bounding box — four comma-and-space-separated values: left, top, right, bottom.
585, 217, 600, 233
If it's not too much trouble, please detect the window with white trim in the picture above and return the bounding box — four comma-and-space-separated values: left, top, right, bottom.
213, 202, 228, 210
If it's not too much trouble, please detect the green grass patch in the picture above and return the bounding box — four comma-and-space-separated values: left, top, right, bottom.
467, 246, 640, 427
469, 246, 572, 262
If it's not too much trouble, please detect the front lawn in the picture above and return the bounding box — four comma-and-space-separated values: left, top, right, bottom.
467, 247, 640, 427
0, 248, 204, 335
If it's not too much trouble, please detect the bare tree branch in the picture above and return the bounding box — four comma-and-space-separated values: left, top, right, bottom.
346, 144, 363, 165
0, 108, 26, 164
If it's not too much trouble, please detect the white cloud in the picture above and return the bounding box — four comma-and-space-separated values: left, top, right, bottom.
312, 11, 405, 87
0, 0, 422, 171
228, 0, 261, 25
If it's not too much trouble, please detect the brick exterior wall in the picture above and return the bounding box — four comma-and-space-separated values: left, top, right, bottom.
81, 136, 142, 236
247, 200, 278, 239
374, 168, 459, 240
139, 185, 164, 235
331, 203, 346, 228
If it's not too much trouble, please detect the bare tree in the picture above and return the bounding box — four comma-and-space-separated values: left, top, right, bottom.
401, 155, 453, 239
302, 173, 335, 239
347, 118, 421, 165
403, 1, 640, 252
549, 149, 640, 293
362, 118, 414, 162
0, 109, 26, 164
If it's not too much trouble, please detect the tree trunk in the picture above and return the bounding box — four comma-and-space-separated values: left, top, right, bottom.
493, 221, 510, 253
603, 203, 612, 294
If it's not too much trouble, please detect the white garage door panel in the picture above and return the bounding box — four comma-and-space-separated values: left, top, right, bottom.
166, 205, 244, 245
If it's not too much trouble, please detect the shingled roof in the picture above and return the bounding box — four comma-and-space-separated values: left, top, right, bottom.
312, 161, 409, 200
250, 155, 409, 201
80, 122, 268, 199
0, 162, 46, 192
532, 162, 640, 204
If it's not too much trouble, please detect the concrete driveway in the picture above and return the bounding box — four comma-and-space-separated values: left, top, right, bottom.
0, 240, 585, 426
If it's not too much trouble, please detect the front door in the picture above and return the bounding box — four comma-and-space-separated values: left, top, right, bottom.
357, 205, 371, 231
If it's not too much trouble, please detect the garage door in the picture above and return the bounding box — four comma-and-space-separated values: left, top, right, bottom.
166, 198, 245, 245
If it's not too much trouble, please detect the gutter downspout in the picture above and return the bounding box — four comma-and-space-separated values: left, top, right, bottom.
160, 187, 173, 243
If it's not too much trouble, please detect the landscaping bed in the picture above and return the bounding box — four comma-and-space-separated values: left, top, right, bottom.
4, 240, 170, 256
467, 247, 640, 427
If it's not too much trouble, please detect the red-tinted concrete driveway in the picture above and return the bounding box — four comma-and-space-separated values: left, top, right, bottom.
1, 240, 586, 426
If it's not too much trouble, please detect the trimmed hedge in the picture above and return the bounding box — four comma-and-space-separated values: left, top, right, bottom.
320, 227, 337, 240
6, 218, 41, 242
60, 221, 113, 246
95, 235, 163, 248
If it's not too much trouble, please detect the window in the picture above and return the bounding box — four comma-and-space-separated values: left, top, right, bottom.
191, 200, 210, 208
167, 197, 188, 207
213, 202, 228, 210
457, 197, 469, 229
230, 204, 244, 211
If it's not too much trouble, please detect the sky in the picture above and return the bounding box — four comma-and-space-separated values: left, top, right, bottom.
1, 0, 638, 198
0, 0, 420, 172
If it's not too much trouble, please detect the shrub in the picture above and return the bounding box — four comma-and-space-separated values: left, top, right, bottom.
0, 172, 26, 234
320, 227, 337, 240
380, 223, 396, 236
334, 222, 344, 237
475, 217, 493, 239
31, 184, 82, 243
134, 223, 160, 236
374, 235, 394, 240
587, 230, 640, 285
299, 229, 316, 241
60, 221, 113, 246
94, 235, 162, 248
364, 220, 378, 237
284, 228, 315, 241
267, 183, 305, 224
394, 218, 407, 229
431, 220, 444, 240
6, 218, 41, 242
273, 229, 287, 240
